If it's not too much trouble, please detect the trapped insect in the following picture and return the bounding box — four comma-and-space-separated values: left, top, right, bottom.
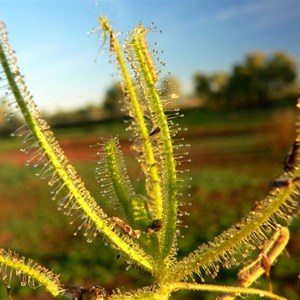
149, 126, 161, 136
270, 178, 291, 188
270, 176, 300, 188
283, 140, 300, 171
65, 285, 107, 300
66, 286, 86, 300
111, 216, 141, 238
147, 219, 163, 235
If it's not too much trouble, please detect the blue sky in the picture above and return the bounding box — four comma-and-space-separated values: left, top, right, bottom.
1, 0, 300, 114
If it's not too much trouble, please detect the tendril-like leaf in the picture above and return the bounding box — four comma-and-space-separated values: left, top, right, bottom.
0, 249, 64, 297
170, 169, 299, 282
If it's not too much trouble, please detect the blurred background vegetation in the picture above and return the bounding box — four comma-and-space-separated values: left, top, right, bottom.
0, 50, 299, 299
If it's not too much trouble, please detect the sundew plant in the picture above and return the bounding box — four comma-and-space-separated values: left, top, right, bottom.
0, 16, 299, 300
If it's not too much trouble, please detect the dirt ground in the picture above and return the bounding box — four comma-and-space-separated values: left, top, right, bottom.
0, 126, 282, 167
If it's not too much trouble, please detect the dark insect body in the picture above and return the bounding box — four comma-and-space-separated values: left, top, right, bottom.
270, 179, 291, 188
149, 126, 161, 136
270, 176, 300, 188
147, 219, 163, 234
283, 140, 300, 171
65, 285, 107, 300
65, 286, 86, 300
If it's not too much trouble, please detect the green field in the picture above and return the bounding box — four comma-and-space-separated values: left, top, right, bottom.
0, 106, 299, 299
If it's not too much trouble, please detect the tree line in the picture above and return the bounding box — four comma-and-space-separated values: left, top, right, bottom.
103, 51, 298, 114
1, 50, 298, 132
194, 51, 298, 109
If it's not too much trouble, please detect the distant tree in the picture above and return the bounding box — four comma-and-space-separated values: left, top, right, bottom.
193, 51, 298, 109
224, 52, 267, 108
194, 72, 228, 108
225, 51, 297, 108
207, 72, 229, 108
194, 72, 211, 101
76, 104, 103, 120
102, 82, 124, 117
267, 51, 298, 98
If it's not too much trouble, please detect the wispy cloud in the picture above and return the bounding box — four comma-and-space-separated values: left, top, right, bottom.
214, 2, 264, 22
213, 1, 300, 29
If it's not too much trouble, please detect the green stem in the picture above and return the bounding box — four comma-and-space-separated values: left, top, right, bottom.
100, 17, 164, 222
130, 31, 177, 260
169, 282, 286, 300
103, 138, 134, 222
